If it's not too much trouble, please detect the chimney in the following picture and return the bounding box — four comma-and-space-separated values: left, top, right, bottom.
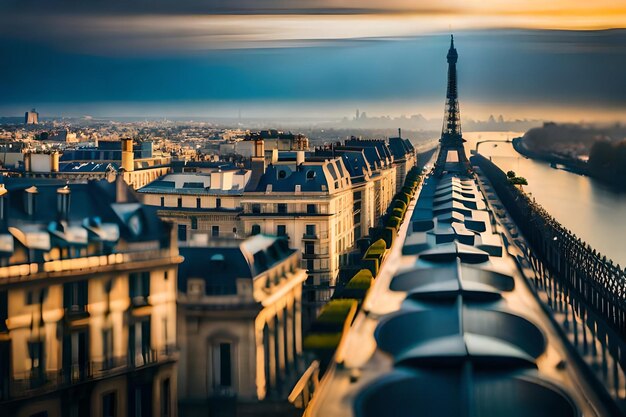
24, 153, 32, 172
121, 138, 134, 172
51, 152, 60, 172
296, 150, 305, 165
115, 172, 129, 203
0, 184, 7, 227
56, 185, 70, 221
398, 128, 402, 138
248, 139, 266, 191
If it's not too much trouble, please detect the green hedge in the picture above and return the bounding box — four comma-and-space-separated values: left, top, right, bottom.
387, 216, 401, 229
363, 239, 387, 276
303, 332, 343, 350
382, 227, 396, 249
346, 269, 374, 290
316, 299, 358, 324
392, 207, 405, 219
392, 200, 407, 211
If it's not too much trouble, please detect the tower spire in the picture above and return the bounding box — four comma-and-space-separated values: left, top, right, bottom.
433, 35, 472, 176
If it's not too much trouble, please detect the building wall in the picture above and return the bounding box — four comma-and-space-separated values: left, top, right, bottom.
0, 261, 179, 417
177, 252, 306, 405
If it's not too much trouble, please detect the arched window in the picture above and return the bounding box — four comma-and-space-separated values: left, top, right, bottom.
251, 224, 261, 235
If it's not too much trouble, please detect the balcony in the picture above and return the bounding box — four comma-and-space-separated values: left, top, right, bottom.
302, 231, 329, 240
302, 252, 329, 260
7, 346, 177, 400
0, 249, 182, 284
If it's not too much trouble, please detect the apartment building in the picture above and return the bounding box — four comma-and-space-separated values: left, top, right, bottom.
138, 167, 250, 243
240, 153, 355, 319
177, 235, 307, 416
0, 176, 181, 417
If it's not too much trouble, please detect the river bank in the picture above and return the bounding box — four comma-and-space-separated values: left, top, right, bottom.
464, 131, 626, 266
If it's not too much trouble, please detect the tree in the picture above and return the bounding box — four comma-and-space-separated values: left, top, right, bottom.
506, 170, 516, 179
509, 176, 528, 186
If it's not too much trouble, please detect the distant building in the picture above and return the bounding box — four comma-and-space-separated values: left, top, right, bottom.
0, 176, 181, 417
15, 138, 171, 190
387, 131, 417, 193
24, 109, 39, 125
177, 235, 307, 416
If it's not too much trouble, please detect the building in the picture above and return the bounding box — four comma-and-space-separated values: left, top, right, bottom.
177, 235, 307, 416
25, 109, 39, 125
15, 139, 171, 190
138, 167, 251, 242
240, 149, 355, 323
387, 130, 417, 193
0, 176, 181, 417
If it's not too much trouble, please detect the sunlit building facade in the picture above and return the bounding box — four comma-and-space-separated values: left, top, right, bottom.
138, 167, 251, 242
177, 235, 307, 416
240, 155, 355, 318
16, 139, 171, 190
0, 176, 181, 417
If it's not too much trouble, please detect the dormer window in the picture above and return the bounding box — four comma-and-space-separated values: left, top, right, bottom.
306, 170, 316, 180
278, 170, 287, 179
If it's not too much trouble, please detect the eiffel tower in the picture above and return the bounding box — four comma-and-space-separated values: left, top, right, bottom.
433, 35, 472, 177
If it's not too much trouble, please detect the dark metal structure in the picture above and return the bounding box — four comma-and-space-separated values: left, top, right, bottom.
434, 35, 472, 177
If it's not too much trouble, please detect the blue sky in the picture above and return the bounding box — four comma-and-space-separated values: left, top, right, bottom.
1, 5, 625, 121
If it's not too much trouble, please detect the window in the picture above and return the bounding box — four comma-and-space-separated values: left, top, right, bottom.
305, 243, 314, 255
177, 224, 187, 241
277, 203, 287, 214
305, 224, 316, 237
251, 204, 261, 214
160, 196, 165, 207
102, 392, 116, 417
213, 342, 233, 390
219, 343, 232, 387
354, 191, 362, 200
161, 379, 171, 417
28, 340, 45, 378
276, 225, 287, 236
63, 281, 88, 314
130, 319, 152, 367
102, 328, 113, 369
0, 291, 6, 332
306, 259, 314, 271
129, 272, 150, 306
212, 226, 219, 237
306, 204, 317, 214
251, 225, 261, 235
196, 198, 201, 209
306, 170, 316, 180
177, 197, 183, 208
191, 217, 198, 230
216, 198, 221, 208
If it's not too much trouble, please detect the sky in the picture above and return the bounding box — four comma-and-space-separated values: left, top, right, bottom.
1, 1, 625, 122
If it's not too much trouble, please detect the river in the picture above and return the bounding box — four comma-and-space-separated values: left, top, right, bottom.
462, 131, 626, 266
